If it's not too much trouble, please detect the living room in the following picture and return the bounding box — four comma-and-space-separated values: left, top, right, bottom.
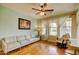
0, 3, 79, 55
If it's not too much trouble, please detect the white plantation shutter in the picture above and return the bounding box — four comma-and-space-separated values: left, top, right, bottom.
60, 16, 72, 37
49, 19, 57, 36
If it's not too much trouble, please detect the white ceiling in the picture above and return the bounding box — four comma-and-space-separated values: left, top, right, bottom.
0, 3, 79, 19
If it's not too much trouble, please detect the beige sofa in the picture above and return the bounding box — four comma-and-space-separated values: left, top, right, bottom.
1, 35, 40, 53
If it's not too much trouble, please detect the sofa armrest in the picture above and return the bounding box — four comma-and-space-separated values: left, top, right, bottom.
1, 39, 7, 52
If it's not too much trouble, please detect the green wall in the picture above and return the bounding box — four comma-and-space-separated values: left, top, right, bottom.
0, 5, 37, 49
77, 9, 79, 39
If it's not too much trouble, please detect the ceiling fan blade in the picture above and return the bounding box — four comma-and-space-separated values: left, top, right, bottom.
32, 3, 54, 15
45, 9, 54, 12
32, 8, 41, 11
32, 8, 46, 12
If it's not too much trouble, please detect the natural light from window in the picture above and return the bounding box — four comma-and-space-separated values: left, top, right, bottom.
49, 22, 57, 36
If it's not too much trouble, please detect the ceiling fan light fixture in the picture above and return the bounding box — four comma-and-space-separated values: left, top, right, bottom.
32, 3, 54, 16
40, 12, 45, 16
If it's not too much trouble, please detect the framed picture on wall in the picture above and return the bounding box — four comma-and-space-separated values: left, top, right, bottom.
18, 18, 31, 30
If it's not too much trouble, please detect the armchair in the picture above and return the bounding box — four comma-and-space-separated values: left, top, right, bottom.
57, 33, 70, 48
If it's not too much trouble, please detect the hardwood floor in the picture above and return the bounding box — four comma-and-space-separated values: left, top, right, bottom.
0, 41, 79, 55
1, 40, 78, 55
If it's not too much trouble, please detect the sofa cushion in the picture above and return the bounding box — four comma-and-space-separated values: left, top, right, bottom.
25, 35, 31, 39
16, 35, 25, 41
7, 42, 21, 50
31, 31, 38, 38
20, 40, 30, 46
29, 38, 39, 42
3, 36, 17, 43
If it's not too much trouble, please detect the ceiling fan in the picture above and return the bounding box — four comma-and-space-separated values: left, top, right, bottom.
32, 3, 54, 16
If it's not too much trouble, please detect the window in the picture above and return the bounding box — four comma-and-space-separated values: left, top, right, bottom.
65, 18, 72, 37
41, 21, 46, 35
60, 16, 72, 37
49, 21, 57, 36
41, 16, 72, 38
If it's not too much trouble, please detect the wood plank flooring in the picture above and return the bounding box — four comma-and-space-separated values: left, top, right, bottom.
7, 40, 66, 55
1, 40, 79, 55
